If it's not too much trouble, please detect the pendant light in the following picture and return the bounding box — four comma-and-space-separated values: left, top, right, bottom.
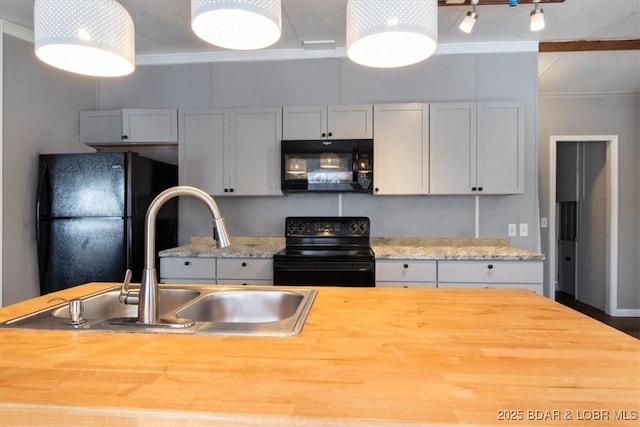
34, 0, 135, 77
459, 0, 479, 34
530, 0, 546, 32
191, 0, 282, 50
346, 0, 438, 69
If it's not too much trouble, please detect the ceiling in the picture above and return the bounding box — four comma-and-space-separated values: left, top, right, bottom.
1, 0, 639, 94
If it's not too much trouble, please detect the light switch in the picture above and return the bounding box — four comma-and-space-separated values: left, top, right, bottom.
508, 224, 517, 237
519, 223, 528, 237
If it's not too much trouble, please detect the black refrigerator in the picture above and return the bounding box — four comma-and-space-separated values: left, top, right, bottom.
36, 152, 178, 295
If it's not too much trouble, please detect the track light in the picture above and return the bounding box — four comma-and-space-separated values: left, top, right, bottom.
530, 1, 545, 31
459, 0, 479, 34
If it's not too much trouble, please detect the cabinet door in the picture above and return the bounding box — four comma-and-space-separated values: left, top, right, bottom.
80, 110, 123, 143
373, 103, 429, 195
328, 105, 373, 139
122, 109, 178, 143
179, 109, 228, 195
217, 258, 273, 281
477, 102, 524, 194
159, 257, 216, 281
282, 106, 326, 140
229, 107, 283, 196
429, 103, 477, 194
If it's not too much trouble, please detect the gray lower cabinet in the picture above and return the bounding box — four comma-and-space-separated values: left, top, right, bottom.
376, 260, 437, 288
159, 257, 273, 285
160, 257, 216, 284
216, 258, 273, 286
437, 260, 543, 294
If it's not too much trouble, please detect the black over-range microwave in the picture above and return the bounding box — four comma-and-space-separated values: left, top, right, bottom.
281, 139, 373, 193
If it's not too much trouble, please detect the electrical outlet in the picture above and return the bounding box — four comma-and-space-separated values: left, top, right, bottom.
540, 217, 548, 228
519, 223, 528, 237
508, 224, 517, 237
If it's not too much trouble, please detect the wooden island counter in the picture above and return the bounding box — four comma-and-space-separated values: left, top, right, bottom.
1, 284, 638, 426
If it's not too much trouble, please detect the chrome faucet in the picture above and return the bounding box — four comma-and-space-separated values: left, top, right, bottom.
120, 186, 230, 326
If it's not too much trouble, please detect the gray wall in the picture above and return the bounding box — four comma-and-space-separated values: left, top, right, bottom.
98, 53, 540, 256
538, 93, 640, 310
2, 36, 96, 305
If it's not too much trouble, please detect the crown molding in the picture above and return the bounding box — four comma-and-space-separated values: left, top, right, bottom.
0, 20, 34, 43
137, 41, 539, 65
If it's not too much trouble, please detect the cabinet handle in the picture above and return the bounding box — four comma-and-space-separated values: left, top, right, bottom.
328, 132, 333, 137
241, 262, 247, 267
229, 188, 234, 193
321, 132, 327, 138
403, 285, 408, 288
403, 264, 409, 269
121, 135, 129, 140
471, 186, 477, 192
487, 264, 494, 269
374, 188, 379, 192
478, 187, 483, 192
224, 188, 229, 193
184, 261, 190, 266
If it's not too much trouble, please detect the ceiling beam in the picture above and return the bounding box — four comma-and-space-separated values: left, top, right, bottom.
439, 0, 564, 5
539, 39, 640, 52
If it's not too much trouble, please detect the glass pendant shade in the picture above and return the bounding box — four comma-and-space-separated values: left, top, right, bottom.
192, 0, 282, 50
530, 7, 545, 31
34, 0, 135, 77
346, 0, 438, 68
459, 11, 478, 34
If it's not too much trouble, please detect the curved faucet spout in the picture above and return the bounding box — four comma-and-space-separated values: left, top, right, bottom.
139, 186, 231, 325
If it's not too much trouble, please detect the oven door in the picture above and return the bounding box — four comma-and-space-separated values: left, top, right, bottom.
274, 261, 375, 287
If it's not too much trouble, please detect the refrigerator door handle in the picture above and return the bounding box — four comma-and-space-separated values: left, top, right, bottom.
36, 162, 50, 294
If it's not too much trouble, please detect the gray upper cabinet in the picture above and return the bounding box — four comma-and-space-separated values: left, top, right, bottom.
429, 102, 524, 195
179, 107, 282, 196
80, 109, 178, 145
282, 105, 373, 140
373, 103, 429, 195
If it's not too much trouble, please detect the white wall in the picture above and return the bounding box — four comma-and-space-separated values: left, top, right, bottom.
2, 35, 96, 305
98, 53, 541, 256
538, 93, 640, 310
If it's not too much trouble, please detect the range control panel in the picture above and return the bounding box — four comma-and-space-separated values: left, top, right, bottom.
285, 217, 370, 238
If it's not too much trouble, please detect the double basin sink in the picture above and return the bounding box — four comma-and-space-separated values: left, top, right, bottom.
0, 285, 317, 337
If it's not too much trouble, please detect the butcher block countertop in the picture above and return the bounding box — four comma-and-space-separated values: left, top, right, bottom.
160, 236, 544, 260
1, 284, 637, 426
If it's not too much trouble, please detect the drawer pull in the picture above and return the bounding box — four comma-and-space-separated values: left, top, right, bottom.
403, 264, 409, 269
184, 261, 190, 266
241, 262, 247, 267
487, 264, 494, 269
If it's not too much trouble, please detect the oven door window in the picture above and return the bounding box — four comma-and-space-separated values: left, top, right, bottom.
284, 153, 354, 191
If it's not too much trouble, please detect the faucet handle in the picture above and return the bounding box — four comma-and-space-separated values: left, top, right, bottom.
119, 269, 139, 305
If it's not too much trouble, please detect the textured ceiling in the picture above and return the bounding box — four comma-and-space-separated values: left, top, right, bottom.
1, 0, 639, 93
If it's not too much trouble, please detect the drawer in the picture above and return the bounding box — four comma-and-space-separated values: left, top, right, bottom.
376, 260, 437, 283
217, 258, 273, 280
438, 282, 543, 295
438, 261, 543, 284
218, 279, 273, 286
160, 257, 216, 280
377, 282, 436, 289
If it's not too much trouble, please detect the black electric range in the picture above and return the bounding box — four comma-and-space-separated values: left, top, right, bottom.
273, 217, 375, 287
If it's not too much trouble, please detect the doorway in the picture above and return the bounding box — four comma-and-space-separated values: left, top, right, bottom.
548, 135, 619, 315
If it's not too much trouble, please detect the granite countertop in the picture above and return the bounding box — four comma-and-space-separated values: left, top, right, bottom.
160, 236, 544, 261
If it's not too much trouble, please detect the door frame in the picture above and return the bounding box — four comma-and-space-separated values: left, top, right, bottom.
548, 135, 623, 315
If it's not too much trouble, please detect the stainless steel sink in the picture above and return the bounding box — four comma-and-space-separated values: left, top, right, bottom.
51, 288, 200, 320
176, 290, 303, 323
0, 285, 316, 337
